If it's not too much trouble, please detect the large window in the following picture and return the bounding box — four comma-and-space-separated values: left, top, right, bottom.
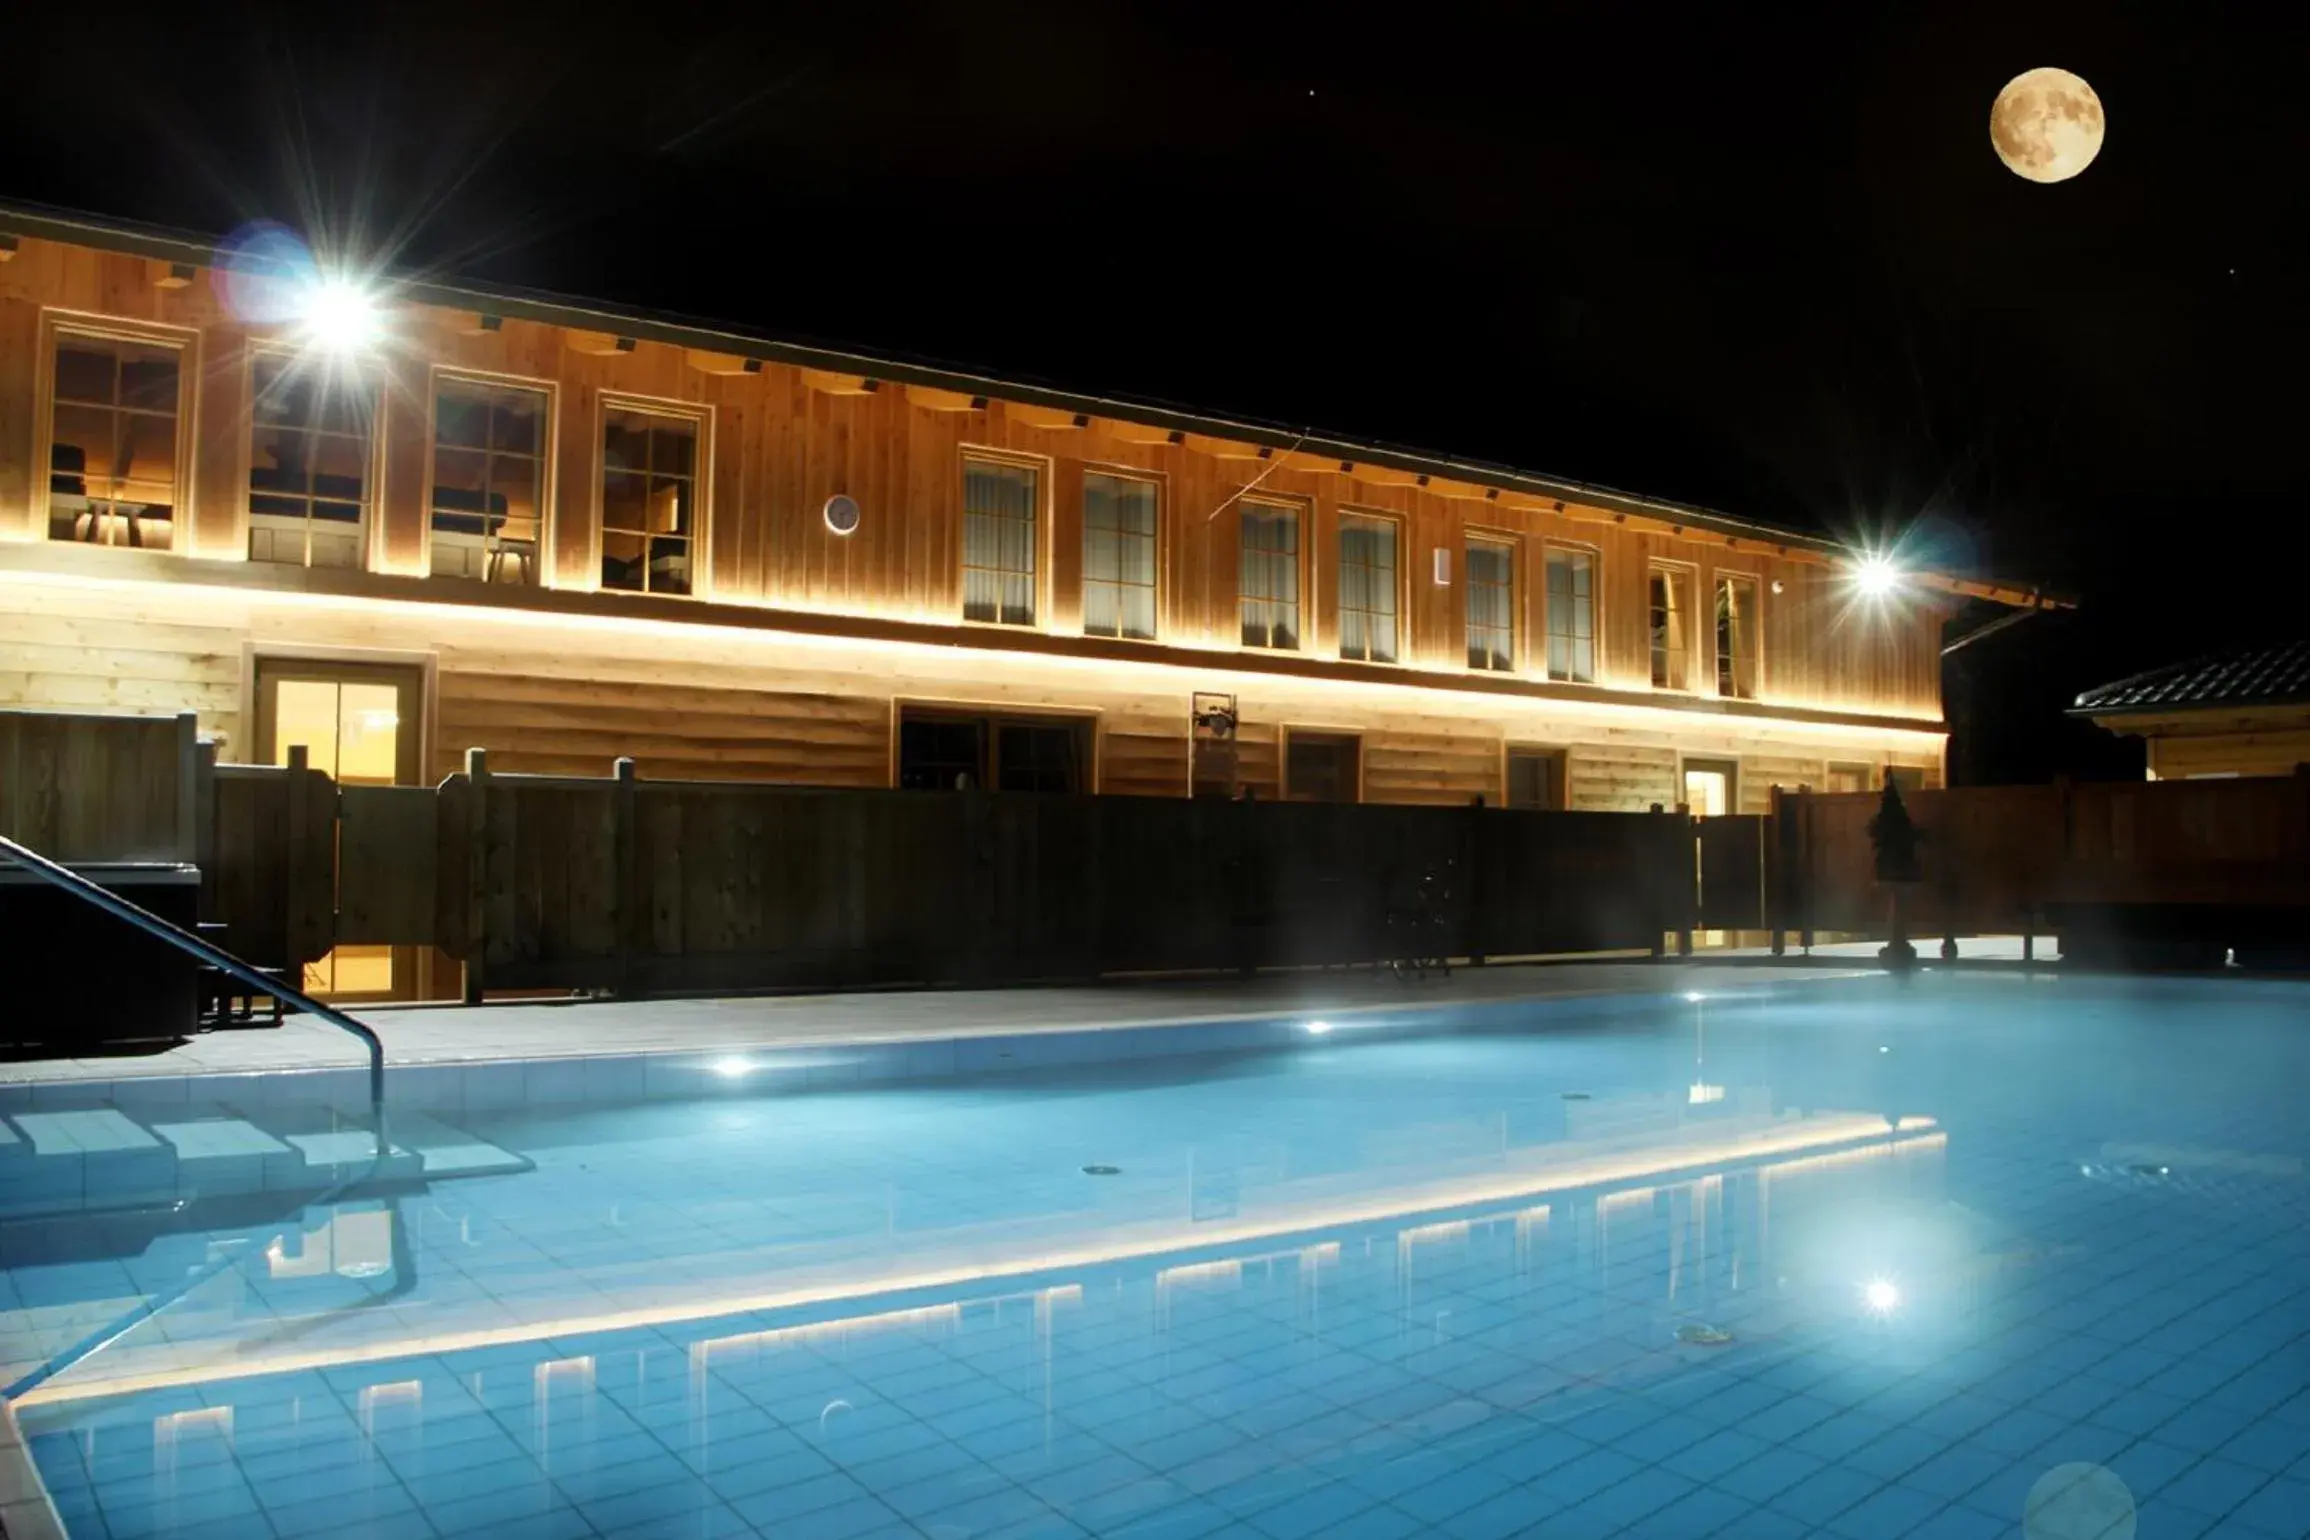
1082, 472, 1157, 639
1240, 502, 1301, 650
248, 354, 373, 568
47, 330, 186, 550
962, 458, 1039, 625
897, 708, 1089, 793
1466, 538, 1515, 671
1544, 546, 1596, 683
1337, 514, 1400, 663
1715, 572, 1760, 699
433, 377, 548, 584
600, 404, 699, 596
1649, 562, 1694, 690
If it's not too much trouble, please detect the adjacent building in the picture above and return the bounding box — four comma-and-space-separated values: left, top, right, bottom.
2076, 640, 2310, 780
0, 204, 2049, 822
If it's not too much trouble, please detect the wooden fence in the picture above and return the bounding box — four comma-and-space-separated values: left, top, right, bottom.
11, 707, 2310, 995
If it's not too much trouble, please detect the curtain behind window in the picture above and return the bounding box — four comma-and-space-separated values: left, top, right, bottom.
964, 461, 1038, 625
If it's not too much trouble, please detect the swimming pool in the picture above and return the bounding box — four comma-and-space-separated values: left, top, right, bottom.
6, 972, 2310, 1539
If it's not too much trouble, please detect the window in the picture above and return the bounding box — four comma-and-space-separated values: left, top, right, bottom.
1240, 502, 1301, 649
1715, 573, 1760, 699
600, 404, 699, 595
1286, 731, 1360, 802
432, 377, 548, 584
1683, 758, 1737, 817
1467, 539, 1515, 671
897, 708, 1089, 793
1082, 472, 1157, 639
962, 458, 1039, 625
47, 330, 186, 550
1649, 563, 1693, 690
1506, 747, 1567, 810
1825, 762, 1871, 795
1544, 546, 1596, 682
246, 354, 373, 568
1337, 515, 1400, 663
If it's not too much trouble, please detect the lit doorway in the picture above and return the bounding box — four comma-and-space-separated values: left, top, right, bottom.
1682, 758, 1737, 818
1682, 758, 1738, 949
253, 659, 425, 1000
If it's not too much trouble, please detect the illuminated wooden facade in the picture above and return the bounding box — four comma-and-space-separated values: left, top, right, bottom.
0, 211, 2015, 813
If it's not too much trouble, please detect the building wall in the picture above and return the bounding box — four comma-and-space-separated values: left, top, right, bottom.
2107, 709, 2310, 780
0, 231, 1949, 806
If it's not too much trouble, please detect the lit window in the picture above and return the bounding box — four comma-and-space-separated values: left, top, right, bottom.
1337, 514, 1399, 663
962, 459, 1039, 625
47, 332, 185, 550
1240, 502, 1301, 650
1715, 572, 1760, 699
1649, 563, 1693, 690
248, 354, 374, 568
432, 378, 548, 585
1544, 546, 1595, 683
1082, 472, 1156, 639
600, 406, 698, 596
1467, 539, 1515, 671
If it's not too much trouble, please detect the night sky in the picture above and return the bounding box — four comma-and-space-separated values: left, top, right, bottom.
4, 2, 2302, 782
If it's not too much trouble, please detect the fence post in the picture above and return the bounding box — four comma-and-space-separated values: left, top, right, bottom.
1466, 795, 1488, 967
172, 711, 201, 866
1677, 807, 1696, 958
612, 757, 637, 997
1799, 788, 1816, 954
1767, 784, 1787, 955
463, 747, 490, 1005
281, 744, 335, 987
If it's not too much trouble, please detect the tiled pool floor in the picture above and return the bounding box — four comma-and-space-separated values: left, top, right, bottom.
8, 974, 2310, 1538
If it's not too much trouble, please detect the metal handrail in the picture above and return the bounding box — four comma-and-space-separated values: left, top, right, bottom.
0, 832, 387, 1135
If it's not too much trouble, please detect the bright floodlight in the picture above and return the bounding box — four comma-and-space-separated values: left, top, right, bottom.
1303, 1020, 1334, 1036
299, 276, 383, 353
1864, 1277, 1900, 1314
1683, 991, 1706, 1004
1852, 553, 1902, 599
709, 1056, 753, 1079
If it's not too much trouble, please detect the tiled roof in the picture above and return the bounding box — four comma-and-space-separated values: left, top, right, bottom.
2073, 640, 2310, 715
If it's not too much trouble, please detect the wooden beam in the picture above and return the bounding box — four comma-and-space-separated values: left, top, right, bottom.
1184, 433, 1266, 461
1102, 420, 1176, 446
152, 260, 196, 290
686, 349, 753, 376
1005, 403, 1087, 430
1279, 450, 1344, 475
908, 384, 983, 412
1353, 463, 1422, 488
1424, 476, 1493, 500
799, 367, 876, 395
568, 331, 636, 356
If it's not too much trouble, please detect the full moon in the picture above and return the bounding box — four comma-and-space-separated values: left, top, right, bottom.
1991, 68, 2105, 183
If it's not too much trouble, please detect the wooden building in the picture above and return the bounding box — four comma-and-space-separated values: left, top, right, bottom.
0, 204, 2051, 859
2077, 641, 2310, 780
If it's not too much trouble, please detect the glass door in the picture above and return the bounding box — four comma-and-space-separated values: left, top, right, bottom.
254, 660, 424, 1000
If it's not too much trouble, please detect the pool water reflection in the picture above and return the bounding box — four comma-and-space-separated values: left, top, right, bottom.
10, 974, 2310, 1539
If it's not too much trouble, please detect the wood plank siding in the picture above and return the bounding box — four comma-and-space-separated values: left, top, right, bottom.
0, 231, 1950, 807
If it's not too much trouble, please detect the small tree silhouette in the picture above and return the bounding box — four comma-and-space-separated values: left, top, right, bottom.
1867, 773, 1923, 971
1868, 776, 1923, 885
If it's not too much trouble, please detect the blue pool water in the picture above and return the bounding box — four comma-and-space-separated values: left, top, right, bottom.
8, 973, 2310, 1539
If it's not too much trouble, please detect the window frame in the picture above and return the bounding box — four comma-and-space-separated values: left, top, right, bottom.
1079, 465, 1162, 642
1541, 540, 1601, 685
33, 310, 201, 555
958, 447, 1052, 630
1647, 558, 1699, 693
1238, 495, 1308, 652
891, 698, 1099, 793
423, 366, 560, 588
1282, 726, 1363, 803
1334, 508, 1405, 665
1713, 569, 1763, 700
1503, 744, 1570, 810
1464, 531, 1520, 673
241, 341, 387, 572
593, 391, 713, 601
